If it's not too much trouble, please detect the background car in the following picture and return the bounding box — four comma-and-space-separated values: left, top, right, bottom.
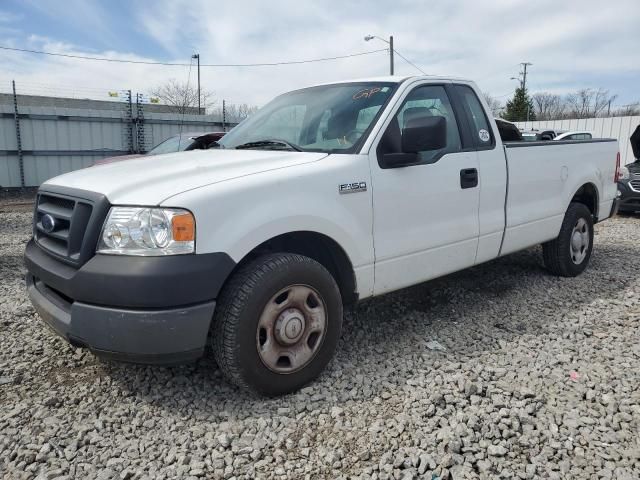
521, 129, 564, 141
617, 126, 640, 213
554, 131, 593, 141
94, 131, 225, 166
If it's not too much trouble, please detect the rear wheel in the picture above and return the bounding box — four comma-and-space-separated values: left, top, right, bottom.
542, 203, 594, 277
212, 253, 342, 395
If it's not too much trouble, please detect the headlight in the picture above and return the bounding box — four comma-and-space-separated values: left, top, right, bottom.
618, 165, 630, 181
97, 207, 195, 256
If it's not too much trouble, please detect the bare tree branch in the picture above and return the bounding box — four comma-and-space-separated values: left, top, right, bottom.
150, 79, 215, 114
565, 88, 617, 118
213, 103, 260, 122
482, 92, 503, 117
612, 103, 640, 117
532, 92, 565, 120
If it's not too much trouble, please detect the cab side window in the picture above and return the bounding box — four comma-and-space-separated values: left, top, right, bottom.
379, 85, 462, 164
455, 85, 495, 148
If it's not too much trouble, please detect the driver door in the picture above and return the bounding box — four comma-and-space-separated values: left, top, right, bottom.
369, 83, 480, 295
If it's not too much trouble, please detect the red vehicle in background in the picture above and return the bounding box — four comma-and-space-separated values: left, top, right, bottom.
94, 131, 225, 166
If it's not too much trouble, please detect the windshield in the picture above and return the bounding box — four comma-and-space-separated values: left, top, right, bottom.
147, 135, 195, 155
219, 82, 397, 153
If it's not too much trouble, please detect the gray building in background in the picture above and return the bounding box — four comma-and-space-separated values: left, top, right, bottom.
1, 93, 235, 188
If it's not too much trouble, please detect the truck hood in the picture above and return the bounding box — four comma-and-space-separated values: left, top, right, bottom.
43, 149, 328, 205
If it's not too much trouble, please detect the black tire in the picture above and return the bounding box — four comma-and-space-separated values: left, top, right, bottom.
212, 253, 343, 396
542, 202, 594, 277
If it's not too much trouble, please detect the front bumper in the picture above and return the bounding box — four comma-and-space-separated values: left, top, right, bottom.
24, 239, 235, 364
26, 274, 215, 364
617, 181, 640, 212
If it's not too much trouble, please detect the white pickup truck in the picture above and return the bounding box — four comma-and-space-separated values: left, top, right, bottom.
25, 76, 620, 395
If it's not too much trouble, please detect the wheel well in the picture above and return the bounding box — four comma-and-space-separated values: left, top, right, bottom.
571, 183, 599, 220
238, 231, 358, 305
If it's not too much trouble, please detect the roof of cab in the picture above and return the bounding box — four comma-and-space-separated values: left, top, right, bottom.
308, 75, 472, 88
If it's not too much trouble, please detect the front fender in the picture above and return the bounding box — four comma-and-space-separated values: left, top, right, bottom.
164, 156, 375, 297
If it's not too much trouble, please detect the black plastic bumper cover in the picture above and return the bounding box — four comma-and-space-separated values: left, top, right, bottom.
26, 274, 216, 364
24, 239, 236, 363
24, 239, 235, 308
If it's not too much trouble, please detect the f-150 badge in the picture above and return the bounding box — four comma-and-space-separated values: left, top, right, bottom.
339, 182, 367, 194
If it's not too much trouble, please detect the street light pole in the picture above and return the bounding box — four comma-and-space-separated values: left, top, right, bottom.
192, 53, 201, 114
364, 34, 395, 75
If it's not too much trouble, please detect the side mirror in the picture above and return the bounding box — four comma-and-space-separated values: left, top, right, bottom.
402, 115, 447, 152
380, 116, 447, 168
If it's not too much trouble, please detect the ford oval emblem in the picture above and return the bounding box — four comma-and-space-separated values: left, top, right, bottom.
41, 214, 56, 233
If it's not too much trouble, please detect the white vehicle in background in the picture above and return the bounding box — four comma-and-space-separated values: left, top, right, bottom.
554, 131, 593, 141
25, 75, 621, 395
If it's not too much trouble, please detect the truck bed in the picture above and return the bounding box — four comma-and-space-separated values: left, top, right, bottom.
500, 138, 618, 256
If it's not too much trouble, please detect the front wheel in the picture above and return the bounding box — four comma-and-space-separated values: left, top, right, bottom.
212, 253, 343, 395
542, 203, 594, 277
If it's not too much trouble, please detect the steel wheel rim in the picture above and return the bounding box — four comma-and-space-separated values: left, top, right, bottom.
570, 217, 590, 264
256, 284, 327, 374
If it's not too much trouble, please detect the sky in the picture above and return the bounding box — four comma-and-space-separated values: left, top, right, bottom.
0, 0, 638, 110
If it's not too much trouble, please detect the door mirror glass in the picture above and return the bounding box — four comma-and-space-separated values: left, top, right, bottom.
377, 85, 461, 169
402, 116, 447, 153
380, 117, 448, 168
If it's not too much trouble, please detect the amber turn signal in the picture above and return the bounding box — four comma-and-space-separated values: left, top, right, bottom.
171, 212, 195, 242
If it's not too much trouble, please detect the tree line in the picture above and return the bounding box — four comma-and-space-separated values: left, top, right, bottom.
150, 78, 638, 124
150, 79, 258, 121
484, 88, 639, 122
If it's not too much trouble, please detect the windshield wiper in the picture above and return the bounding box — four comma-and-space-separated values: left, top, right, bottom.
234, 139, 302, 152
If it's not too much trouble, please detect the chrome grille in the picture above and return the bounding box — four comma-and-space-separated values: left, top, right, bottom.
35, 192, 93, 263
630, 180, 640, 192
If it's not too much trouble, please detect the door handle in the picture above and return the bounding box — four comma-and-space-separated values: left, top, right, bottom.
460, 168, 478, 189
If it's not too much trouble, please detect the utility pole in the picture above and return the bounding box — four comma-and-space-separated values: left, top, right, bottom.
517, 62, 533, 122
389, 35, 394, 75
520, 62, 532, 93
192, 54, 201, 114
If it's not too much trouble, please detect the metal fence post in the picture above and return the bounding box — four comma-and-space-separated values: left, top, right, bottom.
11, 80, 25, 188
222, 99, 226, 131
123, 89, 134, 153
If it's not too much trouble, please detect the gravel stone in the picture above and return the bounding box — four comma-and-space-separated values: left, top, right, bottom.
487, 445, 507, 457
1, 197, 640, 479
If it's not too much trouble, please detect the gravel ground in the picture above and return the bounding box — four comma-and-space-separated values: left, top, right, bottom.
1, 203, 639, 480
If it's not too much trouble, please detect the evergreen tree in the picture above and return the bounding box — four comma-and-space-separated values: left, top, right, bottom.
503, 87, 536, 122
